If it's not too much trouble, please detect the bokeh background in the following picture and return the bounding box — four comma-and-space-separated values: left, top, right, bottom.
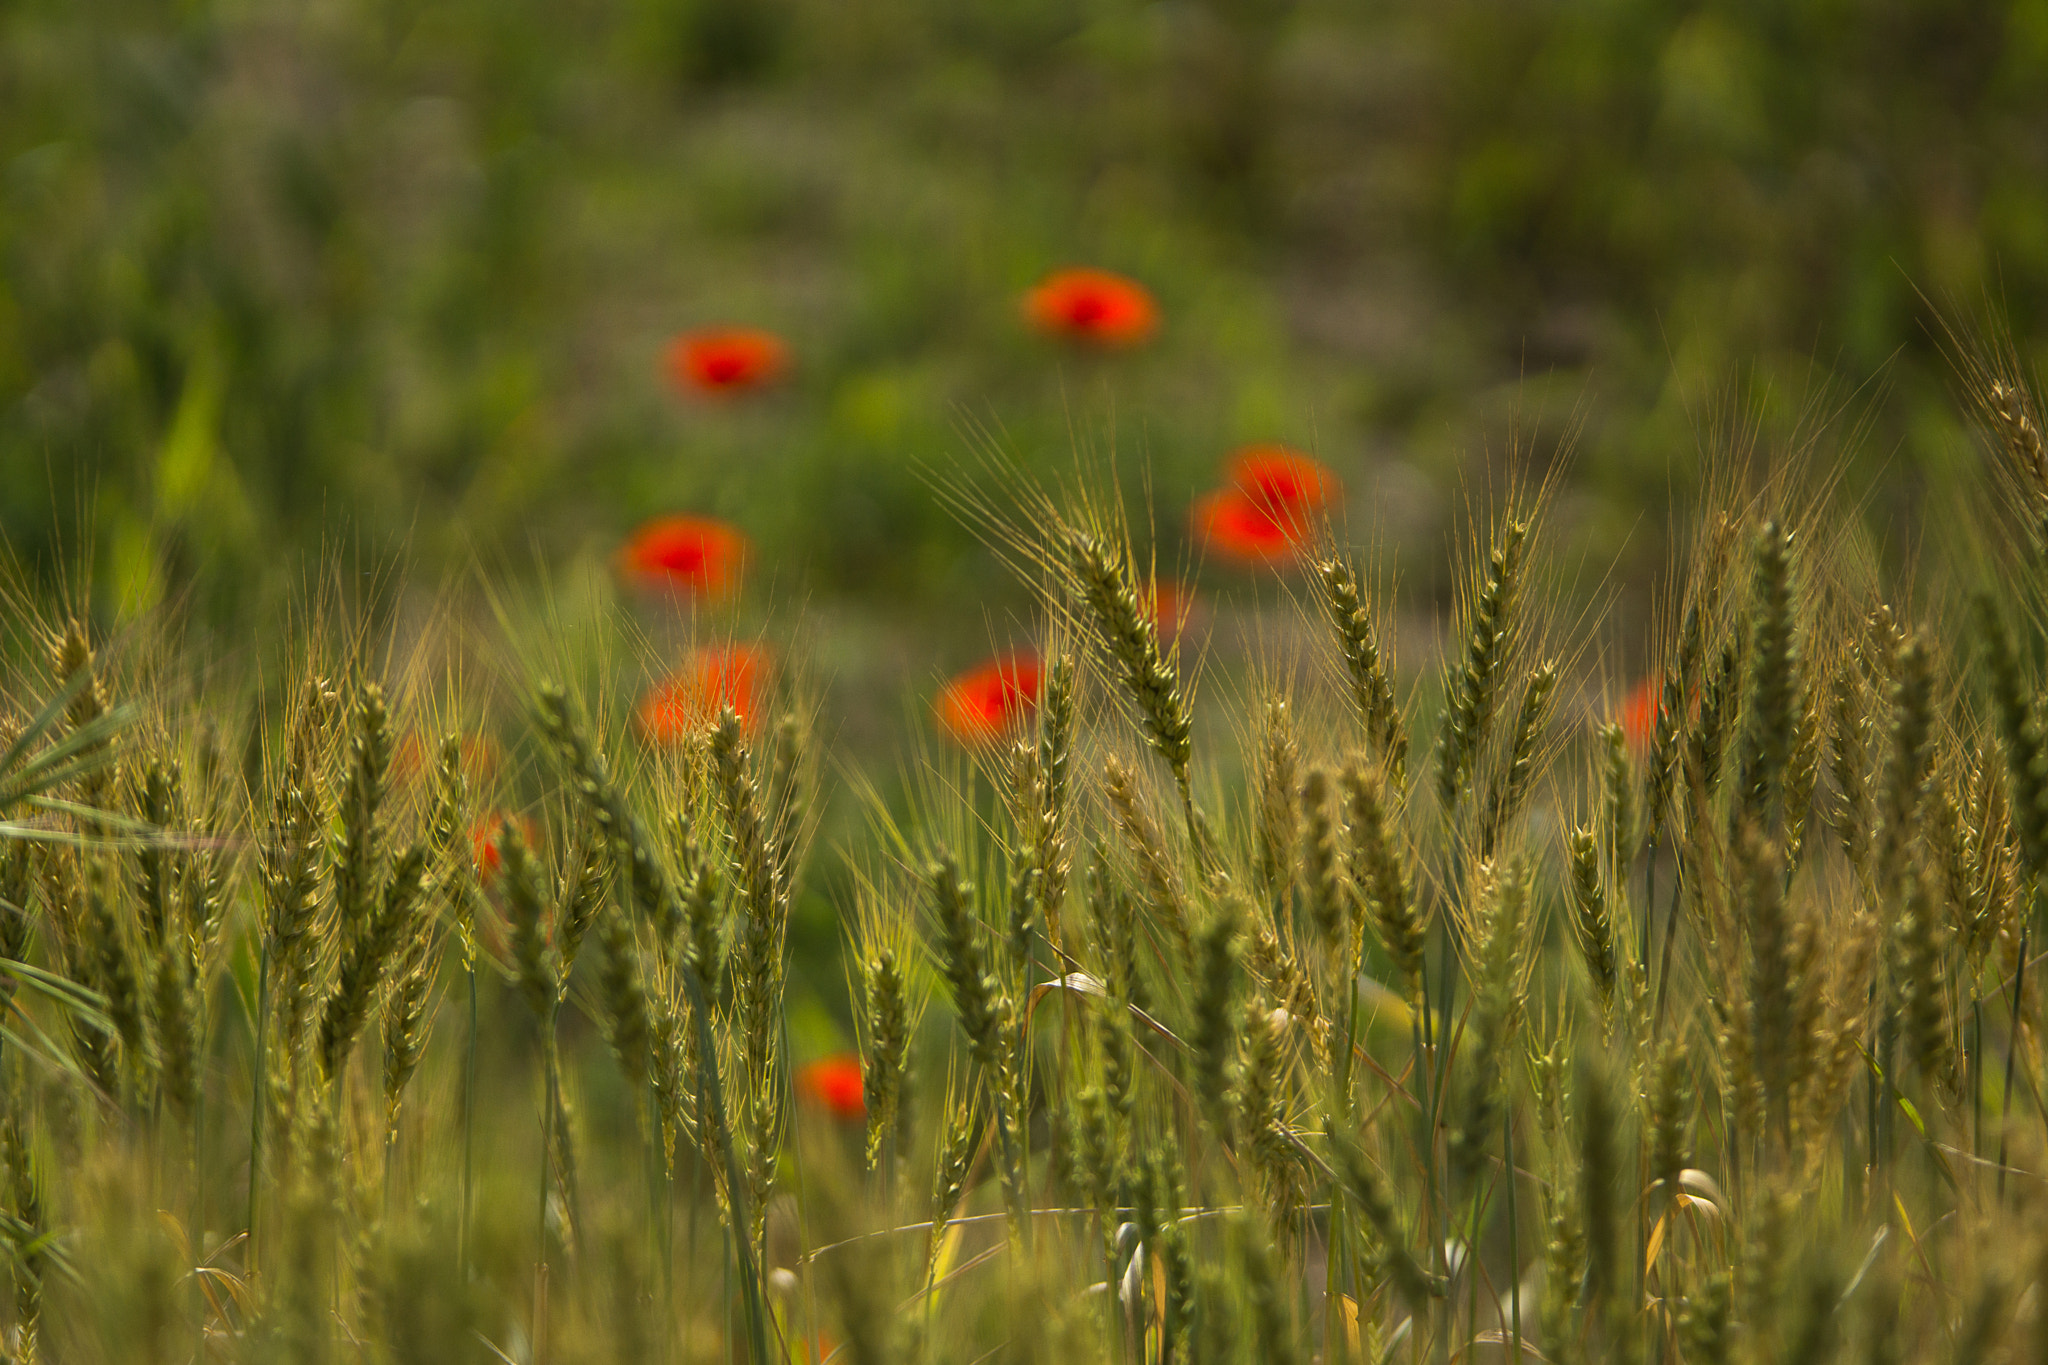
4, 0, 2043, 744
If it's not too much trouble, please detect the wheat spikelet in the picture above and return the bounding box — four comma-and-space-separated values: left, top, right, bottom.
1449, 857, 1530, 1187
1235, 999, 1296, 1208
593, 900, 652, 1096
1873, 634, 1936, 897
1339, 761, 1425, 999
1893, 865, 1953, 1092
265, 677, 338, 1060
379, 921, 440, 1131
51, 617, 113, 812
1189, 902, 1240, 1131
83, 867, 149, 1089
925, 1092, 976, 1281
1598, 722, 1633, 885
1987, 378, 2048, 499
151, 939, 199, 1120
1781, 670, 1824, 867
1317, 555, 1404, 784
1685, 634, 1743, 834
425, 732, 485, 965
928, 851, 1009, 1068
1646, 1037, 1693, 1200
1253, 700, 1299, 906
132, 757, 177, 946
860, 947, 907, 1169
1067, 529, 1193, 788
1104, 756, 1193, 964
1566, 826, 1618, 1022
1299, 765, 1341, 944
1736, 820, 1796, 1138
334, 681, 392, 956
1735, 520, 1799, 832
1436, 515, 1528, 810
1646, 594, 1707, 845
1480, 660, 1556, 855
498, 818, 557, 1023
1004, 738, 1042, 973
317, 843, 427, 1083
1975, 596, 2048, 877
1034, 655, 1076, 945
554, 833, 609, 978
1828, 664, 1875, 874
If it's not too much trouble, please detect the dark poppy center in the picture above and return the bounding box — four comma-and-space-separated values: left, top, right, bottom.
702, 353, 749, 383
652, 540, 710, 574
1067, 293, 1110, 325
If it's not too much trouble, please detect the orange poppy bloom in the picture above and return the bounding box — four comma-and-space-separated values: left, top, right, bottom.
1619, 676, 1661, 754
1194, 487, 1306, 565
1023, 268, 1158, 348
637, 645, 770, 743
616, 515, 750, 599
1226, 445, 1337, 520
664, 328, 787, 396
797, 1054, 866, 1121
937, 655, 1043, 743
471, 812, 539, 888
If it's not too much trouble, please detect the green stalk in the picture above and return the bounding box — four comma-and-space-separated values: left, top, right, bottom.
245, 949, 268, 1284
194, 1017, 208, 1365
1999, 915, 2031, 1200
462, 961, 478, 1279
1337, 923, 1363, 1118
1505, 1107, 1521, 1364
1972, 994, 1984, 1159
990, 1083, 1032, 1252
535, 1002, 562, 1365
651, 1073, 673, 1365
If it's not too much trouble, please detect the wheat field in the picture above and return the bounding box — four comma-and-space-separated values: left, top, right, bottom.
5, 349, 2048, 1364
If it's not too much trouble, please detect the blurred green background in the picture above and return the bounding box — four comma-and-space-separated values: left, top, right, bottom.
4, 0, 2043, 676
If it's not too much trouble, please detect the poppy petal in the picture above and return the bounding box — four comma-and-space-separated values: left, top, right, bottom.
1024, 269, 1158, 347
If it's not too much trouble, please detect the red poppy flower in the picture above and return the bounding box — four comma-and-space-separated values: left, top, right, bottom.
1023, 268, 1158, 348
1193, 487, 1306, 565
797, 1054, 866, 1121
1226, 445, 1337, 520
471, 812, 539, 888
664, 328, 788, 396
637, 645, 770, 743
937, 655, 1043, 744
1620, 676, 1661, 754
616, 516, 750, 599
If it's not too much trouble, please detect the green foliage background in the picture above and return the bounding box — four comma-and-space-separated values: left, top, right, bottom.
5, 0, 2043, 630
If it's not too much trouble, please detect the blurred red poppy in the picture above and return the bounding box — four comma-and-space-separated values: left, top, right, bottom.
471, 812, 538, 888
797, 1054, 866, 1121
637, 645, 770, 743
1226, 445, 1337, 520
616, 516, 750, 599
938, 655, 1043, 743
1194, 487, 1304, 565
665, 328, 787, 396
1024, 268, 1158, 347
1620, 675, 1661, 754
